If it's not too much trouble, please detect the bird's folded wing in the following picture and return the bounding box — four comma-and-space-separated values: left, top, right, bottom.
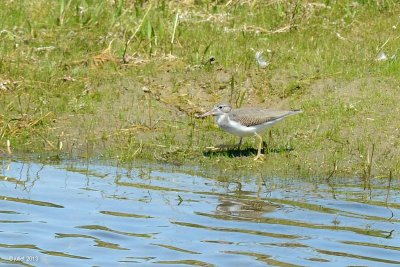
231, 108, 298, 127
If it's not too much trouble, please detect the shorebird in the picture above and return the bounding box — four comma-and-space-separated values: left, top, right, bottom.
198, 103, 302, 160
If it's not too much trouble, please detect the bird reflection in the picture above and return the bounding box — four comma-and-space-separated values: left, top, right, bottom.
216, 176, 279, 219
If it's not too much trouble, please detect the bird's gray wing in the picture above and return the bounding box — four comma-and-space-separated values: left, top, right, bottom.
231, 108, 300, 127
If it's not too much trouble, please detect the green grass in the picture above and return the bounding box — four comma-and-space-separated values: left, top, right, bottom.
1, 0, 400, 179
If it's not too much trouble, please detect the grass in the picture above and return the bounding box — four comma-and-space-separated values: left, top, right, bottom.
1, 0, 400, 179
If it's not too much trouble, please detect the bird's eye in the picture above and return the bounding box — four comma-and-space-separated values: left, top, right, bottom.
218, 106, 222, 109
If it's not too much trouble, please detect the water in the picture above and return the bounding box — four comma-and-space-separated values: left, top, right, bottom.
1, 159, 399, 266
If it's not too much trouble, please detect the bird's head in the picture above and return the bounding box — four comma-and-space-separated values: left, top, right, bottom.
198, 103, 232, 118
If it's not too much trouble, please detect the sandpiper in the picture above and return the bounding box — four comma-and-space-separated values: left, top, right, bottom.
198, 103, 302, 160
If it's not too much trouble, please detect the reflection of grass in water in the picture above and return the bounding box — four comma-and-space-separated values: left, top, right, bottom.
198, 211, 391, 238
202, 144, 294, 158
173, 221, 299, 239
100, 210, 153, 219
154, 260, 213, 267
152, 243, 201, 255
0, 1, 400, 178
0, 195, 64, 208
316, 249, 400, 265
224, 250, 305, 267
64, 166, 109, 178
77, 224, 153, 238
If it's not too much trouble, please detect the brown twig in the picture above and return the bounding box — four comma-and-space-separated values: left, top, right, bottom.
31, 130, 57, 150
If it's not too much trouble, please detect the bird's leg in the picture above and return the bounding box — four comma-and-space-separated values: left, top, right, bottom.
237, 137, 243, 150
253, 133, 264, 161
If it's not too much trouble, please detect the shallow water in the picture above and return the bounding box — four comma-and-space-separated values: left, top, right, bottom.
0, 159, 399, 266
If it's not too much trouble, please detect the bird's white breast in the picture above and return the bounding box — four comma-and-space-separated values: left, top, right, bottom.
215, 114, 278, 137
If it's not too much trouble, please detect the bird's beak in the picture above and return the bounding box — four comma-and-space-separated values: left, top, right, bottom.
197, 107, 217, 118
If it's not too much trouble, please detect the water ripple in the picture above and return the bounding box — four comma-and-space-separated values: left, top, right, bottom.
0, 160, 399, 266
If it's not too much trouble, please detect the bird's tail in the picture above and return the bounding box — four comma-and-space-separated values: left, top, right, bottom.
290, 109, 303, 115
